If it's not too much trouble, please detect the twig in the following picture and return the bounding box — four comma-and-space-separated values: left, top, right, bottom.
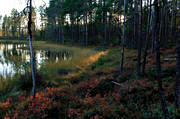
112, 81, 125, 87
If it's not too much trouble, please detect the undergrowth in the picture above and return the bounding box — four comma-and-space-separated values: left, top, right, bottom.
0, 45, 177, 119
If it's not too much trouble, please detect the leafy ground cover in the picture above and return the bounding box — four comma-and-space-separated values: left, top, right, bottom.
0, 43, 177, 119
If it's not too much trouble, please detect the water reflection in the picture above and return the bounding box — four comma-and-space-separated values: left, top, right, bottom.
0, 43, 72, 78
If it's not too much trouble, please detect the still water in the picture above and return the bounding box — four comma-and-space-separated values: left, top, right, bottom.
0, 43, 72, 78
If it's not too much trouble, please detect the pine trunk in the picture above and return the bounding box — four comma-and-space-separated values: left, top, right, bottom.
142, 0, 152, 74
71, 17, 74, 45
137, 0, 142, 76
28, 0, 36, 99
154, 0, 170, 118
175, 0, 180, 115
103, 0, 107, 47
120, 0, 126, 75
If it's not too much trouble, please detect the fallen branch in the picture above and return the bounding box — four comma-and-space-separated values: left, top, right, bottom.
164, 58, 176, 61
112, 81, 125, 87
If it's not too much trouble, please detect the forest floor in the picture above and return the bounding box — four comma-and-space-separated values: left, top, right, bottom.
0, 41, 177, 119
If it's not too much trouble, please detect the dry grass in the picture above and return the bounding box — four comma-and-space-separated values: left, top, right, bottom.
65, 51, 109, 79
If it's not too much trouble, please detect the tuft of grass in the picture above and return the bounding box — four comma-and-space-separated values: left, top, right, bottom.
0, 75, 22, 100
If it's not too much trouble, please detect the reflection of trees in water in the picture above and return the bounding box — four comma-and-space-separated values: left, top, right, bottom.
2, 44, 73, 62
0, 43, 73, 77
2, 44, 31, 75
44, 50, 72, 61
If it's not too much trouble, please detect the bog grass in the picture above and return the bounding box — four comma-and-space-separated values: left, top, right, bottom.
0, 40, 107, 85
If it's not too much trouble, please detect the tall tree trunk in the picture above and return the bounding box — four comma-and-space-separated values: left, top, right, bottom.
142, 0, 152, 74
28, 0, 36, 99
120, 0, 126, 75
58, 21, 61, 43
161, 1, 167, 46
175, 0, 180, 115
85, 14, 88, 46
170, 0, 177, 42
108, 13, 112, 44
21, 29, 24, 40
159, 7, 164, 44
137, 0, 142, 76
83, 20, 85, 46
164, 6, 168, 44
151, 11, 155, 53
41, 23, 43, 40
18, 25, 20, 40
84, 0, 88, 46
53, 19, 57, 42
61, 27, 64, 44
154, 0, 170, 118
117, 19, 121, 46
103, 0, 107, 47
134, 0, 138, 48
77, 21, 80, 43
6, 27, 8, 39
71, 16, 74, 45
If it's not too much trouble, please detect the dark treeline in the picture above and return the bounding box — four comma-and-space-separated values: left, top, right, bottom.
42, 0, 179, 48
0, 0, 178, 48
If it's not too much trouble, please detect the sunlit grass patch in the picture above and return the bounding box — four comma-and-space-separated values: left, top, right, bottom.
91, 48, 137, 71
39, 48, 107, 83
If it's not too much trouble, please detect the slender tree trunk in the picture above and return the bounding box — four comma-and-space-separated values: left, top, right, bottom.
142, 0, 152, 74
83, 20, 85, 46
108, 14, 112, 44
137, 0, 142, 76
103, 0, 107, 47
53, 19, 57, 42
85, 15, 88, 46
170, 0, 177, 42
58, 20, 61, 43
44, 23, 46, 40
154, 0, 170, 118
164, 6, 168, 44
41, 23, 43, 40
71, 16, 74, 45
117, 20, 121, 46
161, 5, 167, 45
120, 0, 126, 75
159, 8, 164, 44
28, 0, 36, 99
18, 26, 20, 40
60, 19, 64, 44
151, 11, 156, 53
161, 0, 168, 45
134, 0, 138, 48
170, 11, 174, 41
6, 28, 8, 39
61, 27, 64, 44
93, 23, 96, 44
77, 21, 80, 43
21, 29, 24, 40
175, 0, 180, 115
